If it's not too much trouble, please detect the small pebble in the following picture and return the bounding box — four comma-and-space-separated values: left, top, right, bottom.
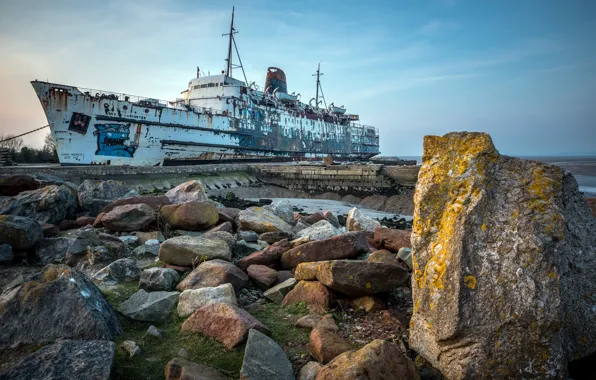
121, 340, 141, 358
146, 325, 162, 339
178, 348, 189, 358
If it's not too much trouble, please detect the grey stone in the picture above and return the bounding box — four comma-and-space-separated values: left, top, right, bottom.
203, 230, 236, 249
118, 289, 179, 323
346, 207, 381, 234
0, 265, 122, 349
159, 235, 232, 266
263, 199, 294, 225
0, 185, 77, 224
61, 229, 129, 268
119, 235, 139, 245
409, 132, 596, 378
139, 267, 180, 291
121, 340, 141, 357
165, 180, 209, 204
296, 220, 340, 241
233, 239, 269, 259
292, 220, 310, 234
397, 247, 412, 269
101, 203, 156, 232
238, 230, 259, 242
0, 215, 43, 250
0, 340, 115, 380
132, 243, 160, 258
323, 211, 340, 229
240, 329, 294, 380
263, 278, 297, 303
0, 244, 13, 264
177, 283, 237, 317
176, 259, 249, 293
177, 348, 189, 359
298, 361, 323, 380
78, 180, 133, 216
238, 207, 293, 234
93, 258, 141, 284
146, 325, 162, 339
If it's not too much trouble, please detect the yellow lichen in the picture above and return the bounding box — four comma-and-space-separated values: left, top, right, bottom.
481, 224, 487, 231
364, 282, 372, 289
464, 275, 477, 289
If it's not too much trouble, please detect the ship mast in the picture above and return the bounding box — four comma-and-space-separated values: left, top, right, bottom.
312, 62, 327, 109
222, 7, 248, 84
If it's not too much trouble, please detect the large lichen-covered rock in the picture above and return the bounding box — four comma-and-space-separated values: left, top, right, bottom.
0, 185, 77, 224
409, 132, 596, 378
0, 215, 43, 250
159, 235, 231, 266
238, 207, 293, 234
165, 180, 209, 204
101, 203, 156, 232
78, 180, 134, 216
160, 201, 219, 231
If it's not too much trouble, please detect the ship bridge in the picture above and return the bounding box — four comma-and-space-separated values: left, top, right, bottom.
182, 74, 246, 112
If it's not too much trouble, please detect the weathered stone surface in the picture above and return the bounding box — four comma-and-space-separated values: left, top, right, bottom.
220, 207, 241, 220
159, 235, 231, 266
585, 197, 596, 216
181, 303, 267, 349
304, 212, 327, 225
119, 235, 139, 246
276, 270, 293, 284
296, 220, 340, 241
139, 267, 180, 291
76, 216, 96, 227
367, 249, 399, 265
235, 239, 290, 271
0, 243, 13, 263
263, 199, 294, 225
121, 340, 141, 357
0, 340, 115, 380
207, 221, 234, 234
323, 211, 340, 228
0, 185, 77, 224
160, 201, 219, 231
0, 174, 39, 196
0, 215, 43, 250
176, 259, 248, 293
297, 314, 338, 331
247, 265, 278, 290
316, 339, 419, 380
346, 208, 381, 234
263, 278, 296, 303
238, 230, 259, 242
101, 203, 156, 232
240, 329, 294, 380
281, 232, 368, 269
238, 207, 293, 234
146, 325, 162, 339
359, 195, 387, 211
294, 262, 320, 281
233, 239, 269, 258
101, 195, 170, 213
78, 180, 133, 216
409, 132, 596, 378
135, 231, 165, 244
290, 235, 310, 248
308, 328, 352, 364
132, 242, 160, 258
373, 227, 411, 252
292, 220, 310, 234
299, 361, 323, 380
93, 258, 140, 284
316, 260, 409, 296
165, 180, 209, 204
283, 280, 332, 314
350, 296, 386, 312
203, 230, 236, 250
0, 265, 122, 349
118, 289, 179, 323
397, 247, 413, 269
165, 358, 228, 380
259, 231, 292, 244
177, 283, 237, 317
60, 229, 129, 267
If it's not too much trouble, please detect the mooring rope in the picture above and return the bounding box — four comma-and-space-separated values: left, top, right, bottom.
0, 125, 49, 143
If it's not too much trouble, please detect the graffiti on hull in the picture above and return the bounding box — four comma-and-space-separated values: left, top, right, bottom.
94, 123, 140, 158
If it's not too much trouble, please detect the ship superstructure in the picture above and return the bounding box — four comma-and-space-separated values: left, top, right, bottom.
31, 8, 379, 166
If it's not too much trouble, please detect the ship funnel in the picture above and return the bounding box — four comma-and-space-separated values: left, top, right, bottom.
265, 67, 287, 94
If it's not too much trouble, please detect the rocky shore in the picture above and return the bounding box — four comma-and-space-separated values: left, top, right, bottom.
0, 132, 595, 379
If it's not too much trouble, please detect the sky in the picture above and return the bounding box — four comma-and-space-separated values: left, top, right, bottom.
0, 0, 595, 156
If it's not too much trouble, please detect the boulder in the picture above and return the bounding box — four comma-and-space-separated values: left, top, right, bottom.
233, 239, 269, 259
76, 216, 96, 227
323, 211, 340, 228
294, 262, 320, 281
238, 230, 259, 242
165, 358, 228, 380
238, 207, 293, 234
78, 180, 133, 216
220, 207, 241, 219
41, 222, 60, 237
181, 303, 267, 349
247, 265, 278, 290
0, 265, 122, 349
176, 259, 248, 293
203, 230, 236, 250
263, 278, 297, 303
118, 289, 180, 323
263, 199, 294, 225
101, 203, 156, 231
282, 280, 332, 314
366, 249, 399, 265
290, 235, 310, 248
296, 220, 340, 241
297, 314, 338, 331
132, 242, 160, 258
292, 220, 311, 234
359, 195, 387, 211
139, 267, 180, 291
236, 239, 291, 271
119, 235, 139, 246
177, 283, 237, 317
93, 258, 140, 284
159, 236, 231, 266
59, 229, 129, 267
350, 296, 386, 312
299, 361, 323, 380
315, 260, 409, 296
276, 270, 293, 284
346, 208, 381, 234
373, 228, 411, 252
160, 201, 219, 231
0, 243, 13, 263
409, 132, 596, 378
308, 328, 352, 364
259, 231, 292, 244
207, 221, 234, 234
240, 329, 294, 380
135, 231, 165, 244
57, 219, 77, 231
165, 180, 209, 204
341, 195, 360, 204
0, 340, 115, 380
304, 212, 327, 225
0, 215, 43, 250
0, 185, 77, 224
0, 174, 39, 196
316, 339, 419, 380
101, 195, 170, 213
281, 232, 368, 269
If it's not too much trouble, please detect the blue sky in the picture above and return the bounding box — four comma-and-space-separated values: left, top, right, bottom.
0, 0, 595, 155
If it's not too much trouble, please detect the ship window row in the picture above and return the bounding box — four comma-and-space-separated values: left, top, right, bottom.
193, 83, 224, 89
